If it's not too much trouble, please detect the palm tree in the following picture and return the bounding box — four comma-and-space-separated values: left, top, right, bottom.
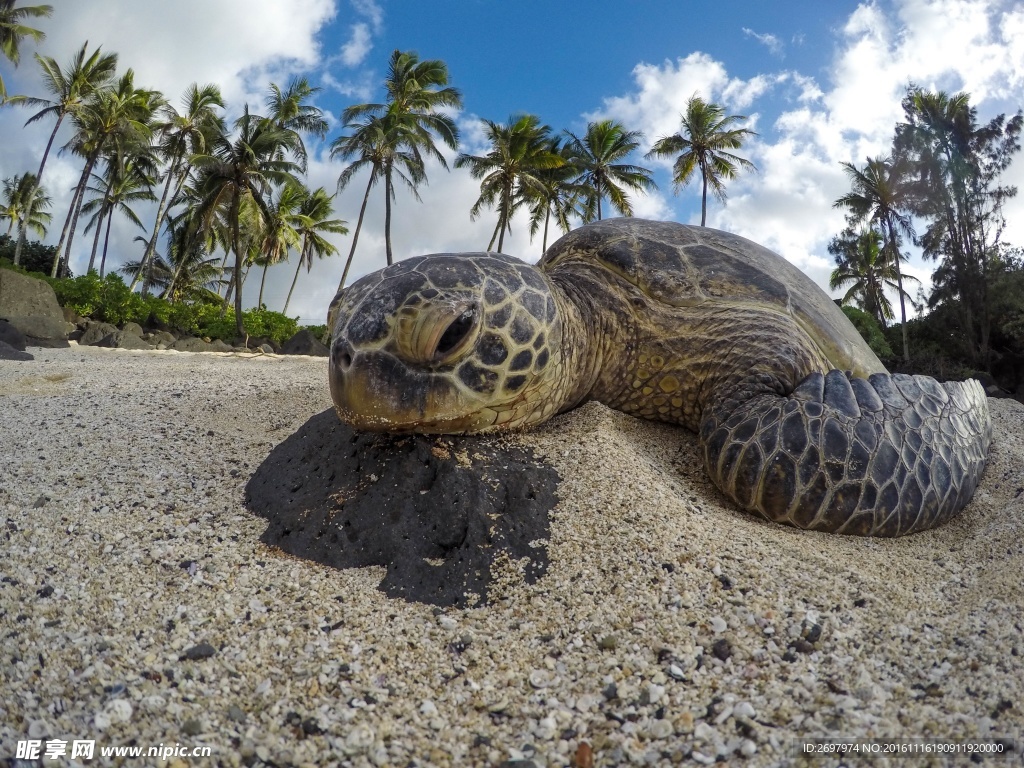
331, 111, 433, 284
264, 77, 328, 173
828, 227, 917, 329
81, 153, 156, 275
342, 49, 462, 264
526, 138, 585, 253
646, 94, 757, 226
191, 107, 300, 336
833, 156, 915, 362
455, 114, 564, 253
284, 186, 345, 314
330, 113, 391, 291
162, 181, 228, 300
121, 227, 226, 301
14, 42, 117, 265
51, 68, 161, 277
131, 82, 224, 291
0, 172, 50, 242
892, 88, 1021, 369
564, 119, 654, 221
254, 181, 306, 308
0, 0, 51, 103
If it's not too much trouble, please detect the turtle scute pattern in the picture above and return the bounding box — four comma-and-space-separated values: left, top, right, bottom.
700, 370, 992, 536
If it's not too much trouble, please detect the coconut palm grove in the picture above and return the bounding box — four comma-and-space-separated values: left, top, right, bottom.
0, 2, 1022, 394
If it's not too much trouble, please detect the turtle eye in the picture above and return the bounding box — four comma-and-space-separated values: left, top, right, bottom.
397, 301, 481, 366
435, 306, 477, 359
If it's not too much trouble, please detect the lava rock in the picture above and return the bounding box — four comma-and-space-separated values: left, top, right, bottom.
181, 642, 217, 661
170, 336, 212, 352
281, 329, 329, 357
0, 269, 70, 347
120, 321, 144, 337
0, 339, 32, 361
96, 331, 154, 350
144, 330, 177, 346
246, 409, 559, 606
79, 321, 119, 346
0, 319, 27, 350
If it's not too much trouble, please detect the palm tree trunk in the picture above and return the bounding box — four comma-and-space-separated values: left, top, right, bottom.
222, 271, 234, 312
542, 208, 550, 254
15, 116, 64, 266
86, 206, 106, 274
283, 254, 303, 315
218, 250, 231, 298
384, 169, 394, 266
700, 170, 708, 227
495, 183, 511, 253
57, 149, 103, 277
337, 175, 374, 292
133, 151, 182, 291
258, 262, 268, 309
596, 179, 602, 221
487, 217, 501, 251
886, 219, 909, 363
51, 158, 94, 277
232, 197, 244, 337
100, 211, 114, 277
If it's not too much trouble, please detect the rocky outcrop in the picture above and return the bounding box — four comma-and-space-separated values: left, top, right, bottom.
0, 269, 70, 347
78, 321, 119, 346
120, 321, 144, 337
95, 331, 154, 350
0, 339, 33, 361
143, 330, 176, 347
281, 329, 329, 357
0, 319, 27, 351
170, 337, 213, 352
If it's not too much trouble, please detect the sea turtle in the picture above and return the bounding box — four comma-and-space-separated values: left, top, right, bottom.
327, 218, 991, 537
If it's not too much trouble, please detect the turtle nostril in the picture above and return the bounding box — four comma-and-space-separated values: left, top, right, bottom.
333, 343, 354, 370
434, 306, 477, 359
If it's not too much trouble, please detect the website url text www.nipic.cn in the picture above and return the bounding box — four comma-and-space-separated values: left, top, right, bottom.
16, 739, 213, 761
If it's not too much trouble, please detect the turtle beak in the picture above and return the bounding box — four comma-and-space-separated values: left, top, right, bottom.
329, 341, 496, 434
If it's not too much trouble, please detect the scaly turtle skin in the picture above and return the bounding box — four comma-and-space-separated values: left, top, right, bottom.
328, 219, 991, 536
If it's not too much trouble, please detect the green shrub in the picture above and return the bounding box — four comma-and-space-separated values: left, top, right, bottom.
841, 306, 894, 361
0, 235, 62, 276
37, 271, 297, 345
241, 306, 299, 345
47, 272, 150, 325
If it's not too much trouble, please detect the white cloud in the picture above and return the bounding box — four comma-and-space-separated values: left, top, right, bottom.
590, 0, 1024, 310
350, 0, 383, 32
742, 27, 784, 57
340, 23, 373, 67
38, 0, 337, 108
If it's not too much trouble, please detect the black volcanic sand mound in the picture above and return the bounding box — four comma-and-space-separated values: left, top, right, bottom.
245, 409, 560, 606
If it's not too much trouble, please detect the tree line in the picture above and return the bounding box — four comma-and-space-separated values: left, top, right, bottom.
0, 3, 759, 337
829, 85, 1023, 387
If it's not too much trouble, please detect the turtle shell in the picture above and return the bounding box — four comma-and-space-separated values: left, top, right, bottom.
539, 218, 885, 378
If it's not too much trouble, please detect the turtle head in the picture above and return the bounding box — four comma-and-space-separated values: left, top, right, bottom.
328, 253, 565, 434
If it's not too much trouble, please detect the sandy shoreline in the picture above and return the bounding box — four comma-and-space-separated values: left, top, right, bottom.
1, 345, 1022, 767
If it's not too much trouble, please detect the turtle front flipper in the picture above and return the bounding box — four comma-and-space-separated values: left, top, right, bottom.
699, 370, 991, 536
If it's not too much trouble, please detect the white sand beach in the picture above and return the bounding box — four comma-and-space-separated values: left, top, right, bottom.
1, 345, 1022, 767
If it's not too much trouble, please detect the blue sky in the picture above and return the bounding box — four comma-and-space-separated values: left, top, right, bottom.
1, 0, 1022, 324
